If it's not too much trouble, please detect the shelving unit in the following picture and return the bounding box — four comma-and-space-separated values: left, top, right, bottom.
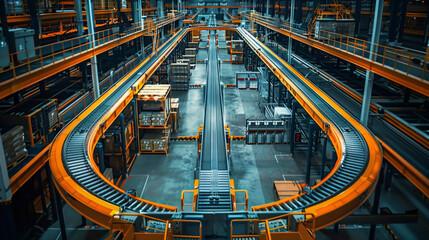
102, 103, 137, 179
230, 40, 244, 64
136, 84, 171, 154
170, 62, 191, 90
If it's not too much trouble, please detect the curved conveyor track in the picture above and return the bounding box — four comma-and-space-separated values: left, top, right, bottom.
237, 28, 382, 228
49, 26, 382, 232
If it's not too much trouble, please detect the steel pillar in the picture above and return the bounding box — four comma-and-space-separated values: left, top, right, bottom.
116, 0, 123, 33
132, 0, 139, 23
288, 0, 295, 63
46, 167, 58, 222
85, 0, 101, 99
37, 169, 48, 215
271, 0, 275, 17
331, 149, 337, 169
0, 1, 16, 59
284, 0, 289, 20
119, 114, 128, 178
157, 0, 165, 17
289, 99, 297, 154
388, 0, 400, 42
74, 0, 84, 35
369, 161, 385, 240
96, 142, 105, 173
306, 121, 315, 184
355, 0, 361, 36
265, 0, 270, 43
55, 188, 68, 240
397, 0, 408, 43
28, 0, 40, 46
360, 0, 383, 126
320, 134, 328, 178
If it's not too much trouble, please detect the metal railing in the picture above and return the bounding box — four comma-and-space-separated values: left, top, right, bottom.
246, 12, 429, 82
234, 189, 249, 211
169, 219, 202, 240
181, 190, 196, 212
0, 13, 184, 82
230, 212, 316, 240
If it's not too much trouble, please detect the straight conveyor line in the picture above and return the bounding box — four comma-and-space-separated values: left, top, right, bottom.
197, 26, 231, 211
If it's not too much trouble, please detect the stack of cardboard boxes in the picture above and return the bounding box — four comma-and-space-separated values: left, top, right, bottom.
1, 126, 28, 168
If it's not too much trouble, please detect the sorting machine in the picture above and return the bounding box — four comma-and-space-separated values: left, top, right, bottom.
48, 25, 382, 238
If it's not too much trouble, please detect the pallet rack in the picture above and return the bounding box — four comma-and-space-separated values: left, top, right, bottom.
0, 99, 59, 147
170, 62, 191, 91
136, 84, 171, 154
102, 103, 137, 179
230, 40, 244, 64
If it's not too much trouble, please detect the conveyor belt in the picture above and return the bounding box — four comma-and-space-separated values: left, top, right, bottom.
52, 29, 188, 223
237, 28, 381, 227
197, 28, 232, 211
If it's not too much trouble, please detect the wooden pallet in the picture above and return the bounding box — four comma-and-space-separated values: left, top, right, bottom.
274, 180, 302, 200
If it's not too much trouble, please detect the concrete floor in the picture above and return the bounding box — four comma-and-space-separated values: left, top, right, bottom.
38, 29, 429, 240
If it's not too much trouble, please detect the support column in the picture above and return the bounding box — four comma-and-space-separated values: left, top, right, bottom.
388, 0, 399, 42
354, 0, 361, 36
132, 0, 138, 23
0, 0, 16, 62
289, 99, 297, 154
116, 0, 123, 33
320, 134, 328, 178
55, 188, 68, 240
119, 114, 128, 179
360, 0, 383, 126
96, 142, 105, 173
37, 169, 48, 215
369, 161, 385, 240
157, 0, 164, 17
305, 120, 315, 184
284, 0, 289, 20
265, 0, 270, 43
74, 0, 84, 36
295, 0, 302, 23
397, 0, 408, 43
28, 0, 40, 47
46, 168, 58, 222
271, 0, 275, 17
85, 0, 101, 99
288, 0, 295, 63
331, 149, 337, 169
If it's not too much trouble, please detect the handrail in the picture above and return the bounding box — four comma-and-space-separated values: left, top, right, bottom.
237, 27, 382, 229
181, 190, 195, 212
171, 219, 202, 240
234, 189, 248, 211
0, 13, 185, 81
243, 12, 429, 96
230, 213, 316, 240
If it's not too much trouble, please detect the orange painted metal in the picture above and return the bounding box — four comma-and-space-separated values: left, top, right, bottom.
9, 144, 50, 195
239, 28, 382, 230
49, 30, 188, 228
379, 139, 429, 198
246, 14, 429, 97
0, 15, 185, 100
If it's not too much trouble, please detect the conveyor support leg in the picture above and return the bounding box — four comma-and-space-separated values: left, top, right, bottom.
306, 120, 315, 184
320, 134, 328, 179
369, 161, 385, 240
289, 99, 297, 154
